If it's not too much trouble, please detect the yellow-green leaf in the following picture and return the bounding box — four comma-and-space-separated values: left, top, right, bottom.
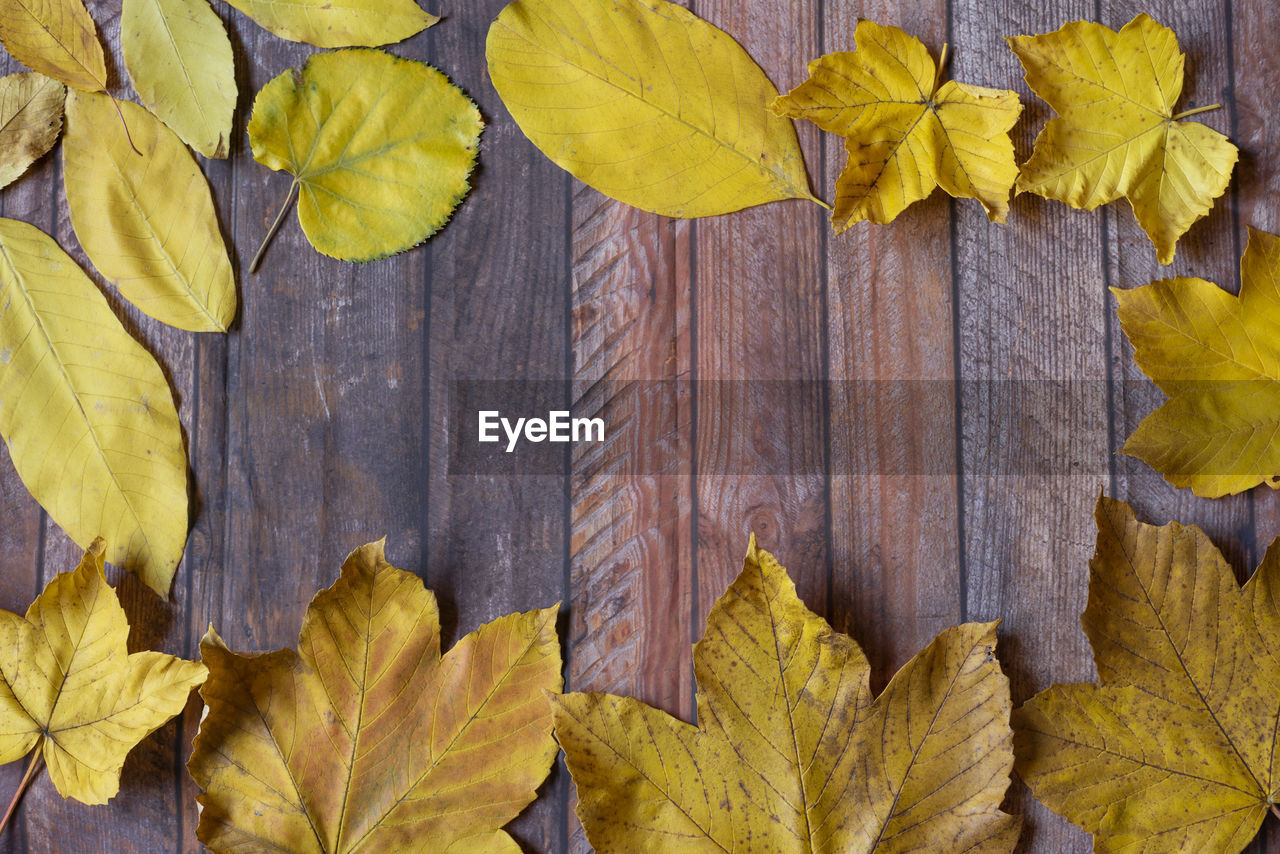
189, 540, 562, 853
0, 0, 106, 91
247, 48, 481, 266
553, 536, 1019, 852
486, 0, 818, 218
222, 0, 436, 48
1015, 496, 1280, 853
0, 217, 189, 596
1114, 227, 1280, 497
1009, 15, 1238, 265
63, 91, 236, 332
0, 539, 206, 803
121, 0, 236, 158
773, 21, 1022, 230
0, 71, 63, 188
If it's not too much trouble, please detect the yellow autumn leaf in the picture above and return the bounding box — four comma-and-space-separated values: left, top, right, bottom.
1113, 227, 1280, 498
0, 538, 206, 805
63, 91, 236, 332
121, 0, 236, 158
188, 540, 562, 853
0, 218, 189, 596
1015, 496, 1280, 853
222, 0, 436, 48
554, 535, 1019, 853
0, 72, 63, 188
486, 0, 819, 218
0, 0, 106, 91
246, 49, 481, 269
773, 20, 1022, 230
1009, 14, 1238, 265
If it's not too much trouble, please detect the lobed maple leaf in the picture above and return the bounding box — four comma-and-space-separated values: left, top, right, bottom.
553, 535, 1020, 853
772, 20, 1022, 231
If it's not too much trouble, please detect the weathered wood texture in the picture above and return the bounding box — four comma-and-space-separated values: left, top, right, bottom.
0, 0, 1276, 851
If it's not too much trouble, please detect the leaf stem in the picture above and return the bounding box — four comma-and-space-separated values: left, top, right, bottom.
1171, 103, 1222, 120
810, 195, 833, 212
250, 181, 300, 274
0, 750, 44, 839
1272, 803, 1280, 821
933, 43, 950, 96
107, 94, 142, 156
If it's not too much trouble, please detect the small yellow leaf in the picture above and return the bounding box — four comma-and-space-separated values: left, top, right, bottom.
554, 536, 1019, 852
0, 0, 107, 91
774, 21, 1022, 230
188, 540, 562, 853
1113, 227, 1280, 497
247, 49, 481, 266
222, 0, 436, 48
486, 0, 818, 218
121, 0, 236, 158
1015, 496, 1279, 853
0, 72, 64, 188
63, 91, 236, 332
1009, 15, 1238, 265
0, 540, 206, 804
0, 218, 190, 596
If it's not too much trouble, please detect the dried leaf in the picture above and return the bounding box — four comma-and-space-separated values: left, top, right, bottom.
773, 20, 1021, 230
1114, 227, 1280, 497
63, 91, 236, 332
188, 540, 562, 853
1015, 496, 1280, 853
0, 72, 63, 188
222, 0, 436, 47
554, 536, 1019, 852
0, 0, 107, 91
0, 539, 206, 804
121, 0, 236, 158
1009, 14, 1238, 265
487, 0, 819, 217
247, 49, 481, 267
0, 218, 189, 596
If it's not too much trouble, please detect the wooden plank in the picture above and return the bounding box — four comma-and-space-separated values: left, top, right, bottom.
427, 5, 571, 851
950, 2, 1105, 850
821, 2, 964, 693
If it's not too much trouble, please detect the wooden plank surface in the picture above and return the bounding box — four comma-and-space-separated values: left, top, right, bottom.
0, 0, 1276, 851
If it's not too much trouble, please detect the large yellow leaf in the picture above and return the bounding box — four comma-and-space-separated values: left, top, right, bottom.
1113, 227, 1280, 497
773, 20, 1022, 230
1015, 496, 1280, 853
0, 71, 63, 188
222, 0, 436, 48
63, 91, 236, 332
246, 49, 481, 267
0, 0, 106, 91
486, 0, 819, 218
188, 540, 562, 853
0, 218, 189, 596
1009, 15, 1238, 265
554, 536, 1019, 852
0, 539, 206, 804
121, 0, 236, 158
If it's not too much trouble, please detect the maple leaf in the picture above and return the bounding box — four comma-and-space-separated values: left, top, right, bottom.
1016, 496, 1280, 853
772, 20, 1022, 230
0, 539, 206, 806
553, 535, 1019, 853
1009, 14, 1238, 265
1114, 227, 1280, 498
188, 540, 562, 854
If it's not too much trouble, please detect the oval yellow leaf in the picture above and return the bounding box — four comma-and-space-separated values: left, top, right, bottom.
121, 0, 236, 158
0, 0, 107, 91
0, 72, 64, 188
63, 91, 236, 332
247, 49, 482, 265
486, 0, 818, 218
0, 218, 189, 597
223, 0, 436, 47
